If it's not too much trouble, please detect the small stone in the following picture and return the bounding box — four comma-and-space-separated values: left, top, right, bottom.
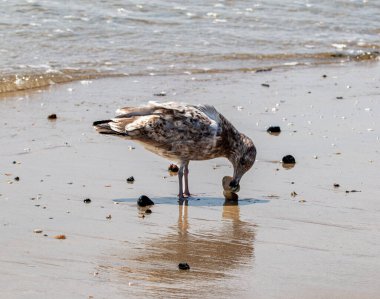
47, 114, 57, 120
33, 229, 43, 233
83, 198, 91, 204
168, 164, 179, 172
322, 74, 327, 78
54, 234, 66, 239
12, 161, 16, 164
106, 214, 112, 220
137, 195, 154, 207
282, 155, 296, 164
14, 176, 20, 181
153, 91, 166, 96
261, 83, 270, 87
126, 176, 135, 183
291, 191, 298, 197
267, 126, 281, 134
333, 183, 340, 188
336, 96, 343, 100
178, 262, 190, 270
299, 199, 306, 203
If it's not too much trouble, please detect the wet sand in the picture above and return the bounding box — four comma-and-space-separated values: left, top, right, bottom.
1, 62, 380, 299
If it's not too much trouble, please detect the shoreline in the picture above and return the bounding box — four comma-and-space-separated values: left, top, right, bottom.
1, 62, 380, 299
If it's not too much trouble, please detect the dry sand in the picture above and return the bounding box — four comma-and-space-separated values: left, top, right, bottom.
1, 62, 380, 299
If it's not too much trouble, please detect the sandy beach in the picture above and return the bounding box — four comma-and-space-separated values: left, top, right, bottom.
1, 62, 380, 299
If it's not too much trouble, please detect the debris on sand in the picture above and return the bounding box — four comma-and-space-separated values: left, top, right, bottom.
153, 91, 167, 96
291, 191, 298, 197
14, 176, 20, 181
168, 164, 179, 173
261, 83, 270, 88
83, 198, 91, 204
33, 229, 43, 233
267, 126, 281, 135
282, 155, 296, 164
178, 262, 190, 270
137, 195, 154, 207
333, 183, 340, 188
54, 235, 66, 239
106, 214, 112, 220
47, 114, 57, 120
345, 190, 361, 193
126, 176, 135, 183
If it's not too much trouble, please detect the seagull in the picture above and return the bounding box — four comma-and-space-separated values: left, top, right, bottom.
93, 101, 256, 199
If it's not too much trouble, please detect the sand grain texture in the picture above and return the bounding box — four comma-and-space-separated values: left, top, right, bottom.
1, 63, 380, 299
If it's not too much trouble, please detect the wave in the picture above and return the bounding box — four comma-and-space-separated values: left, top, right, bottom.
1, 50, 378, 95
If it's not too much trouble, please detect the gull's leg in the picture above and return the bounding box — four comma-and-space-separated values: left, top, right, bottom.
178, 163, 185, 199
184, 161, 190, 197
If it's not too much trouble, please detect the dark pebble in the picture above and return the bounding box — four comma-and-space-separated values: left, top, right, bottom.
168, 164, 179, 172
126, 176, 135, 183
333, 183, 340, 188
322, 74, 327, 78
83, 198, 91, 204
137, 195, 154, 207
14, 176, 20, 181
145, 209, 152, 214
336, 96, 343, 100
255, 67, 272, 73
282, 155, 296, 164
47, 114, 57, 120
178, 262, 190, 270
12, 161, 16, 164
261, 83, 270, 87
267, 126, 281, 134
153, 92, 166, 96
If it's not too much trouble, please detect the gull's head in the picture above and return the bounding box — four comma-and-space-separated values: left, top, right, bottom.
228, 134, 256, 192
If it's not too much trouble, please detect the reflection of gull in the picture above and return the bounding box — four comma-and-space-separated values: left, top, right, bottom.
93, 102, 256, 198
118, 201, 256, 298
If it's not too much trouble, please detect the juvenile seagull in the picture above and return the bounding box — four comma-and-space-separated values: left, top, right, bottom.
93, 102, 256, 199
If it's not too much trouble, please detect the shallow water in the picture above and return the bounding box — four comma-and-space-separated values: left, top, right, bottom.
1, 0, 379, 93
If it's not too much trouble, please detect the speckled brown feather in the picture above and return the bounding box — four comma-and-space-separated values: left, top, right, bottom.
94, 101, 256, 178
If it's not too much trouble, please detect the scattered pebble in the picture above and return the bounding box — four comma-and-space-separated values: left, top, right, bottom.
336, 96, 343, 100
261, 83, 270, 87
168, 164, 179, 173
33, 229, 43, 233
299, 199, 306, 203
47, 114, 57, 120
54, 235, 66, 240
178, 262, 190, 270
83, 198, 91, 204
153, 92, 166, 96
126, 176, 135, 183
333, 183, 340, 188
106, 214, 112, 220
137, 195, 154, 207
345, 190, 361, 193
291, 191, 298, 197
282, 155, 296, 164
322, 74, 327, 78
14, 176, 20, 181
267, 126, 281, 135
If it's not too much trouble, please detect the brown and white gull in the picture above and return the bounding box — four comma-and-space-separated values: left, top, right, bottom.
93, 101, 256, 199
